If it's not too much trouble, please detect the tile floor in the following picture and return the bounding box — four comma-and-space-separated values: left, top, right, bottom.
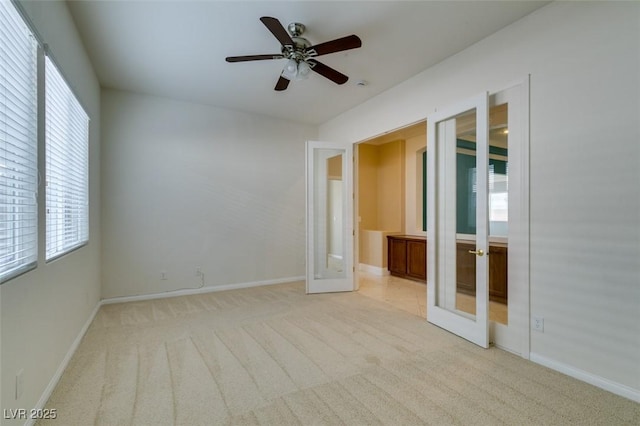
357, 271, 427, 318
357, 271, 508, 324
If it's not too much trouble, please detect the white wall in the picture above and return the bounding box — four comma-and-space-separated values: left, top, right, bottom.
101, 90, 317, 298
1, 1, 101, 423
320, 2, 640, 397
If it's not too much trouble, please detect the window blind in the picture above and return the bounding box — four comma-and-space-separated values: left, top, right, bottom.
0, 1, 38, 281
45, 56, 89, 260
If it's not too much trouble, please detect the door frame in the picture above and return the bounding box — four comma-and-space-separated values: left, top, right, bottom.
490, 77, 531, 357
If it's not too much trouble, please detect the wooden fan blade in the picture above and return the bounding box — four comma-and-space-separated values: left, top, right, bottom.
275, 76, 290, 91
226, 54, 284, 63
260, 16, 294, 47
307, 35, 362, 57
307, 59, 348, 85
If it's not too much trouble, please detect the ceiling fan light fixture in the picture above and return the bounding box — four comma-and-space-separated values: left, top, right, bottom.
282, 58, 298, 80
296, 60, 311, 80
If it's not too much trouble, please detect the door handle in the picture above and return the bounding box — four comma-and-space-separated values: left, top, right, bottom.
468, 249, 484, 257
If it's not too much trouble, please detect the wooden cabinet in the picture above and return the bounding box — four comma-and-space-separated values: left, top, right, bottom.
456, 242, 508, 304
387, 236, 508, 304
387, 235, 426, 282
488, 245, 508, 304
456, 242, 477, 295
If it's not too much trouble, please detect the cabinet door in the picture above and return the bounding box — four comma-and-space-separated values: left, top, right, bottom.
456, 242, 477, 295
407, 240, 426, 280
489, 246, 508, 304
388, 238, 407, 275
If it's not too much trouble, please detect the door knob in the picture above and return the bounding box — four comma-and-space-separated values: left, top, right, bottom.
468, 249, 484, 256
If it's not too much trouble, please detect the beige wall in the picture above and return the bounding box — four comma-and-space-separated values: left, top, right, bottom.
404, 133, 427, 236
327, 154, 342, 179
358, 140, 405, 268
357, 144, 378, 230
377, 141, 405, 231
359, 129, 429, 267
358, 141, 405, 232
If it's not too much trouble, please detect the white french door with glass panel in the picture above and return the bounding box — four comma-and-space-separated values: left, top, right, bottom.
427, 92, 490, 348
306, 141, 354, 293
426, 82, 529, 355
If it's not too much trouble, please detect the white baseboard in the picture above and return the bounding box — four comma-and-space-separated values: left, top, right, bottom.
27, 302, 101, 426
359, 263, 389, 276
530, 352, 640, 402
101, 276, 305, 305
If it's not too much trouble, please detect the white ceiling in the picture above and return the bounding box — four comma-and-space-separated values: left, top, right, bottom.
67, 1, 549, 125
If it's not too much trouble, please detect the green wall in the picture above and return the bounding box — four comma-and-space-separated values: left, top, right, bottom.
423, 140, 508, 234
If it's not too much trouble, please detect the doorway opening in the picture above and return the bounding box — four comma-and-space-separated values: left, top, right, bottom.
354, 121, 428, 318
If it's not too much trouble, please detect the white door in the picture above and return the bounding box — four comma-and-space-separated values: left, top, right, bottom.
306, 141, 354, 293
489, 80, 530, 356
427, 92, 490, 348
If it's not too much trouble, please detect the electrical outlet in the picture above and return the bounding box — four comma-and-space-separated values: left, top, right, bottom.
532, 316, 544, 332
16, 369, 23, 399
195, 267, 202, 277
160, 270, 167, 280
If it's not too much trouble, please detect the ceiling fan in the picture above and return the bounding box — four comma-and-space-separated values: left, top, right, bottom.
225, 17, 362, 91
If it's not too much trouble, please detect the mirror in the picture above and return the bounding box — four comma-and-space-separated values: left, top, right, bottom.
313, 148, 346, 279
326, 154, 344, 273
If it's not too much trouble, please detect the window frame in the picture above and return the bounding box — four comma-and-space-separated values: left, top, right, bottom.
0, 0, 91, 283
44, 54, 90, 262
0, 0, 39, 283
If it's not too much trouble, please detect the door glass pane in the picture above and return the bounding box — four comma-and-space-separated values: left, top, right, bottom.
314, 148, 346, 279
436, 108, 478, 320
488, 102, 509, 325
452, 104, 510, 324
489, 103, 508, 238
455, 109, 478, 319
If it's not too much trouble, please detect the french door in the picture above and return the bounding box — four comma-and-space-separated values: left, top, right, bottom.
426, 92, 490, 348
305, 141, 354, 293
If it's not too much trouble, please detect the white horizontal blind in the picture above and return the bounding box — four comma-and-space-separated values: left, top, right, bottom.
0, 1, 38, 281
45, 56, 89, 260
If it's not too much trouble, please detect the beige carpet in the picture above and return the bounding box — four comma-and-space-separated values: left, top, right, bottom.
39, 282, 639, 425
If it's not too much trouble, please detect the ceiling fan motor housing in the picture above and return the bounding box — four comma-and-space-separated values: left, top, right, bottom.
288, 22, 305, 37
282, 23, 314, 62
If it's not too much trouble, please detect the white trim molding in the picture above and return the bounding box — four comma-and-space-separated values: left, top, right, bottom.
101, 276, 305, 305
530, 352, 640, 403
359, 263, 390, 276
